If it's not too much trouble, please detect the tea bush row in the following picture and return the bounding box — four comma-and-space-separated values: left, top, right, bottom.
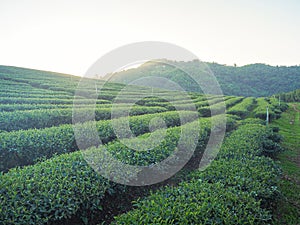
113, 123, 282, 224
227, 97, 255, 118
0, 110, 198, 171
0, 106, 168, 131
0, 115, 233, 224
0, 97, 111, 105
198, 97, 244, 117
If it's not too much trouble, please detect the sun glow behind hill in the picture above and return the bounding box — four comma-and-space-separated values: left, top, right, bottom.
0, 1, 300, 75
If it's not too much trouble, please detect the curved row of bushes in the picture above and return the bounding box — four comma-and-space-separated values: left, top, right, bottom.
0, 106, 168, 132
198, 96, 244, 117
254, 97, 288, 120
0, 97, 111, 105
0, 89, 70, 95
0, 92, 73, 99
0, 102, 164, 112
113, 122, 282, 224
0, 95, 219, 114
0, 114, 232, 225
84, 117, 216, 185
166, 96, 238, 116
0, 110, 198, 172
254, 98, 276, 120
268, 97, 288, 111
227, 97, 255, 118
130, 95, 227, 111
172, 96, 231, 111
0, 103, 74, 112
0, 152, 110, 225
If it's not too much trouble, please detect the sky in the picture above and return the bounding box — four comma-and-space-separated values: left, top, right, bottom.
0, 0, 299, 76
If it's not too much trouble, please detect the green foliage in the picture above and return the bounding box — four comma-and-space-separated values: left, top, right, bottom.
238, 118, 265, 125
113, 124, 282, 225
0, 152, 110, 225
114, 181, 270, 225
254, 97, 287, 121
0, 97, 110, 105
217, 124, 283, 159
172, 96, 229, 112
276, 89, 300, 102
269, 97, 289, 112
0, 64, 289, 225
0, 106, 168, 131
198, 97, 243, 117
90, 117, 210, 166
105, 60, 300, 97
0, 116, 212, 225
0, 103, 74, 112
0, 110, 197, 171
0, 92, 73, 99
0, 124, 76, 172
271, 103, 300, 224
0, 65, 81, 95
227, 97, 255, 118
196, 157, 281, 203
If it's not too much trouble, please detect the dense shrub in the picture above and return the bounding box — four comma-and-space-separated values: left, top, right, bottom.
227, 97, 255, 117
0, 103, 74, 112
0, 97, 110, 105
198, 97, 243, 117
0, 111, 198, 171
254, 98, 287, 121
217, 124, 282, 159
0, 152, 110, 225
0, 115, 214, 225
113, 181, 271, 225
0, 106, 168, 131
238, 118, 264, 125
194, 157, 281, 203
113, 123, 282, 224
254, 98, 276, 120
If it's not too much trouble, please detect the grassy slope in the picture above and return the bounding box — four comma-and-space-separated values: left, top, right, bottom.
272, 103, 300, 224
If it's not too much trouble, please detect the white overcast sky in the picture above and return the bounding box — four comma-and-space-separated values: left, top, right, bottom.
0, 0, 299, 76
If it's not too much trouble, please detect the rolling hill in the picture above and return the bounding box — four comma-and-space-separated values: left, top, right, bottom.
104, 60, 300, 97
0, 64, 297, 224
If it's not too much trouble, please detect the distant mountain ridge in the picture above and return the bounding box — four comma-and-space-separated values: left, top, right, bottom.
1, 62, 299, 98
104, 60, 300, 97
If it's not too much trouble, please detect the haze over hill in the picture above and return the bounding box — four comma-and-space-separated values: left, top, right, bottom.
104, 60, 300, 97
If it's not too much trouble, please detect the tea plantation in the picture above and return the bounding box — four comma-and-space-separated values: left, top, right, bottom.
0, 65, 293, 224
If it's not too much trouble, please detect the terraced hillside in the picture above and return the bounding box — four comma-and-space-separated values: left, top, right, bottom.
0, 65, 291, 224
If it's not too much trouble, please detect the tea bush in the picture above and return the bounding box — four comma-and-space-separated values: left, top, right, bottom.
227, 97, 255, 118
0, 106, 168, 131
113, 123, 282, 224
0, 152, 110, 225
0, 111, 198, 171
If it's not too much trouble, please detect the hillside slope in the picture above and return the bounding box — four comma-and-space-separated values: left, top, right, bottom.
272, 103, 300, 224
0, 64, 292, 224
104, 60, 300, 97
